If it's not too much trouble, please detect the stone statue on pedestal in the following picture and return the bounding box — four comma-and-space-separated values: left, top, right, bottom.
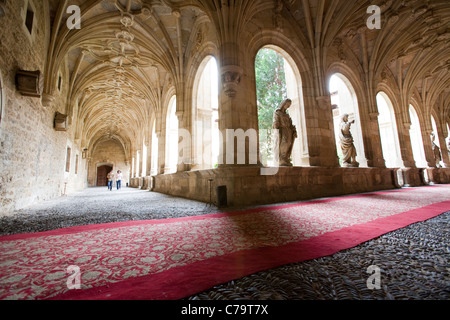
431, 133, 442, 168
273, 99, 297, 166
339, 114, 359, 167
447, 137, 450, 158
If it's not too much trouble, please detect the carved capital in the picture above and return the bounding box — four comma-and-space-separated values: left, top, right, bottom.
369, 112, 379, 121
221, 65, 243, 98
403, 122, 412, 131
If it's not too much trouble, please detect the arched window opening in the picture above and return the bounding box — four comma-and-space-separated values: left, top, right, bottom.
135, 150, 140, 178
142, 138, 147, 177
131, 157, 135, 178
151, 119, 158, 176
409, 105, 427, 168
193, 56, 219, 170
376, 92, 402, 168
255, 46, 308, 167
166, 96, 178, 174
446, 123, 450, 154
329, 74, 366, 167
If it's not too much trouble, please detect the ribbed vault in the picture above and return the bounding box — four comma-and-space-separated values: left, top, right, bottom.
45, 0, 210, 159
43, 0, 450, 166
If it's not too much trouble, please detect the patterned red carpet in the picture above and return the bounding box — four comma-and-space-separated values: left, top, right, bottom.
1, 185, 449, 300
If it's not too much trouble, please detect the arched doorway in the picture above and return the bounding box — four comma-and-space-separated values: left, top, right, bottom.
409, 105, 427, 168
376, 92, 402, 167
255, 46, 308, 167
97, 164, 113, 187
329, 74, 366, 167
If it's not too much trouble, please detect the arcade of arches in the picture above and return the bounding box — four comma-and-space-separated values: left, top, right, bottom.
1, 0, 450, 214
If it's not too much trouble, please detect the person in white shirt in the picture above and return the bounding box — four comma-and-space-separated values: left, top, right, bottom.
116, 170, 123, 190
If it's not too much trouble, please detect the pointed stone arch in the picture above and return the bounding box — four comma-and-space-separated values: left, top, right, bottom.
328, 72, 367, 167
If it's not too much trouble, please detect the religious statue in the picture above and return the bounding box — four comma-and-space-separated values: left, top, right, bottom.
339, 114, 359, 167
273, 99, 297, 166
431, 133, 442, 168
447, 137, 450, 157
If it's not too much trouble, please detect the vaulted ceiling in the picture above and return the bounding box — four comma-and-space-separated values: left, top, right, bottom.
43, 0, 450, 159
45, 0, 212, 156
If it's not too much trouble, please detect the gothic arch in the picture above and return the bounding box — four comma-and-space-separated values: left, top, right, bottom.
165, 95, 178, 174
326, 63, 367, 105
191, 55, 220, 169
246, 30, 313, 93
327, 70, 367, 167
376, 91, 402, 168
408, 103, 427, 168
376, 82, 402, 117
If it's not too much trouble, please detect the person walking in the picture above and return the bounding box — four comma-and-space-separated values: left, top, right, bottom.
116, 170, 123, 190
107, 170, 114, 191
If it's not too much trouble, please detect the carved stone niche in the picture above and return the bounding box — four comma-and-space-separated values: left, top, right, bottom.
15, 70, 43, 98
54, 112, 68, 131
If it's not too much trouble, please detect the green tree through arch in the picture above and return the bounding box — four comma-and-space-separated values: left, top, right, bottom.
255, 48, 288, 165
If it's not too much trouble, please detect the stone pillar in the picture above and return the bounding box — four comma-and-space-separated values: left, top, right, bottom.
421, 128, 436, 168
218, 64, 259, 167
137, 148, 143, 177
128, 147, 134, 179
303, 94, 340, 167
437, 129, 449, 168
363, 112, 386, 168
146, 138, 152, 176
176, 110, 192, 172
396, 120, 417, 168
156, 131, 165, 175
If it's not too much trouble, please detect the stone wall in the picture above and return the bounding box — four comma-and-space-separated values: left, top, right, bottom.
0, 0, 86, 215
152, 167, 450, 208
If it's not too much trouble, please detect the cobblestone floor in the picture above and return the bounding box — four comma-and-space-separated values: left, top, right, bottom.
0, 187, 448, 300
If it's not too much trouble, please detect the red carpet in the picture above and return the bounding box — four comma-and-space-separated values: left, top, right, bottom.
0, 185, 449, 300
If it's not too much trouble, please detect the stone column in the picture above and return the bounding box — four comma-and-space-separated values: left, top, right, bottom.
176, 110, 192, 172
218, 64, 259, 167
146, 138, 152, 176
437, 129, 449, 168
303, 94, 340, 167
156, 131, 166, 175
421, 128, 436, 168
397, 122, 417, 168
130, 148, 136, 178
137, 149, 144, 178
362, 112, 386, 168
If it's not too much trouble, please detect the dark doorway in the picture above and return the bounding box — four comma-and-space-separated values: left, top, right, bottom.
97, 165, 112, 187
